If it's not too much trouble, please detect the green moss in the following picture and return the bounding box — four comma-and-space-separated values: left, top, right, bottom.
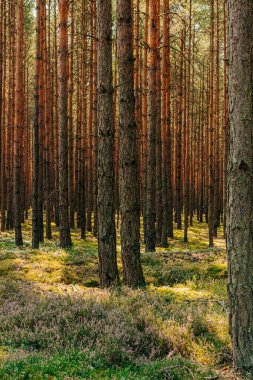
207, 264, 228, 278
192, 317, 210, 337
84, 278, 100, 287
158, 266, 200, 286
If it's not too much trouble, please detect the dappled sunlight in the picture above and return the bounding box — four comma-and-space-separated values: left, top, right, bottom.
155, 285, 213, 301
0, 219, 230, 378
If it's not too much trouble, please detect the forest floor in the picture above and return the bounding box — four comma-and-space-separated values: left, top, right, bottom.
0, 219, 239, 379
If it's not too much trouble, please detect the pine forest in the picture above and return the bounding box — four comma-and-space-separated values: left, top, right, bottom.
0, 0, 252, 378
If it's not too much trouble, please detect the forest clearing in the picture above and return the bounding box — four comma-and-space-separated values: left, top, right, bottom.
0, 221, 233, 379
0, 0, 253, 378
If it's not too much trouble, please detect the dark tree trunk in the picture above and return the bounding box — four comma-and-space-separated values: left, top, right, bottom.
155, 0, 162, 245
38, 0, 46, 243
13, 0, 24, 246
161, 0, 173, 246
68, 0, 75, 230
183, 0, 192, 243
176, 31, 184, 231
227, 0, 253, 375
92, 0, 98, 238
32, 0, 40, 248
97, 0, 119, 287
208, 0, 215, 247
145, 0, 157, 252
117, 0, 145, 287
58, 0, 72, 248
1, 0, 7, 232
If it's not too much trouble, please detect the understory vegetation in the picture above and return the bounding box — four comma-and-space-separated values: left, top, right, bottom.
0, 220, 234, 379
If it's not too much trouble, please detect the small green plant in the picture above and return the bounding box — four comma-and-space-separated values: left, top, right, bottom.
191, 317, 210, 337
158, 266, 200, 286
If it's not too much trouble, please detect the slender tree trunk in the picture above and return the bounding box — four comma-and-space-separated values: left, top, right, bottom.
134, 0, 142, 224
6, 0, 15, 231
142, 0, 149, 242
117, 0, 145, 287
161, 0, 173, 246
214, 0, 220, 236
87, 1, 95, 232
68, 0, 75, 230
38, 0, 46, 243
32, 0, 41, 249
45, 0, 52, 240
1, 0, 6, 232
223, 0, 228, 238
146, 0, 157, 252
97, 0, 119, 287
14, 0, 24, 246
176, 31, 184, 231
208, 0, 215, 248
58, 0, 72, 248
54, 0, 59, 227
184, 0, 192, 243
93, 0, 98, 237
155, 0, 162, 244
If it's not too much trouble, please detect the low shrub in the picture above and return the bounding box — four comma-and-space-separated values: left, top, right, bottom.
157, 266, 199, 286
0, 287, 171, 368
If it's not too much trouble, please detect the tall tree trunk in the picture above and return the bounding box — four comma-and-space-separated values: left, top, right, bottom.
222, 0, 228, 238
117, 0, 145, 287
176, 30, 184, 230
58, 0, 72, 248
6, 0, 15, 231
155, 0, 162, 244
14, 0, 24, 246
208, 0, 215, 247
38, 0, 46, 243
32, 0, 41, 249
97, 0, 119, 287
161, 0, 173, 246
54, 0, 59, 227
214, 0, 220, 236
87, 0, 95, 232
45, 0, 52, 240
184, 0, 192, 243
93, 0, 98, 237
1, 0, 7, 232
146, 0, 157, 252
68, 0, 75, 230
142, 0, 149, 242
227, 0, 253, 374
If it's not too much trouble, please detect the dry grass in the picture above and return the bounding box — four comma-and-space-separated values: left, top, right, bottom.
0, 218, 233, 379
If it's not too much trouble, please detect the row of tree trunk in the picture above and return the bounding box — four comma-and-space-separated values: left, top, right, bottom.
0, 0, 227, 254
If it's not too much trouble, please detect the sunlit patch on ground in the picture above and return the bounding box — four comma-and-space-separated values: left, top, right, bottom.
0, 219, 233, 379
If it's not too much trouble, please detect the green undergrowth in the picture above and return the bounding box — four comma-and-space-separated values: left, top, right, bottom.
0, 352, 216, 379
0, 219, 231, 379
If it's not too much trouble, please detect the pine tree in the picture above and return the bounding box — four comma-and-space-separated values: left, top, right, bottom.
145, 0, 158, 252
97, 0, 119, 287
14, 0, 24, 246
58, 0, 72, 248
227, 0, 253, 374
117, 0, 145, 287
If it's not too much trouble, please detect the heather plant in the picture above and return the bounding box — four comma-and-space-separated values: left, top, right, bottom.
0, 286, 171, 367
0, 222, 230, 379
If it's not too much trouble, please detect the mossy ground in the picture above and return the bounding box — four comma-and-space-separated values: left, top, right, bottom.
0, 218, 235, 379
